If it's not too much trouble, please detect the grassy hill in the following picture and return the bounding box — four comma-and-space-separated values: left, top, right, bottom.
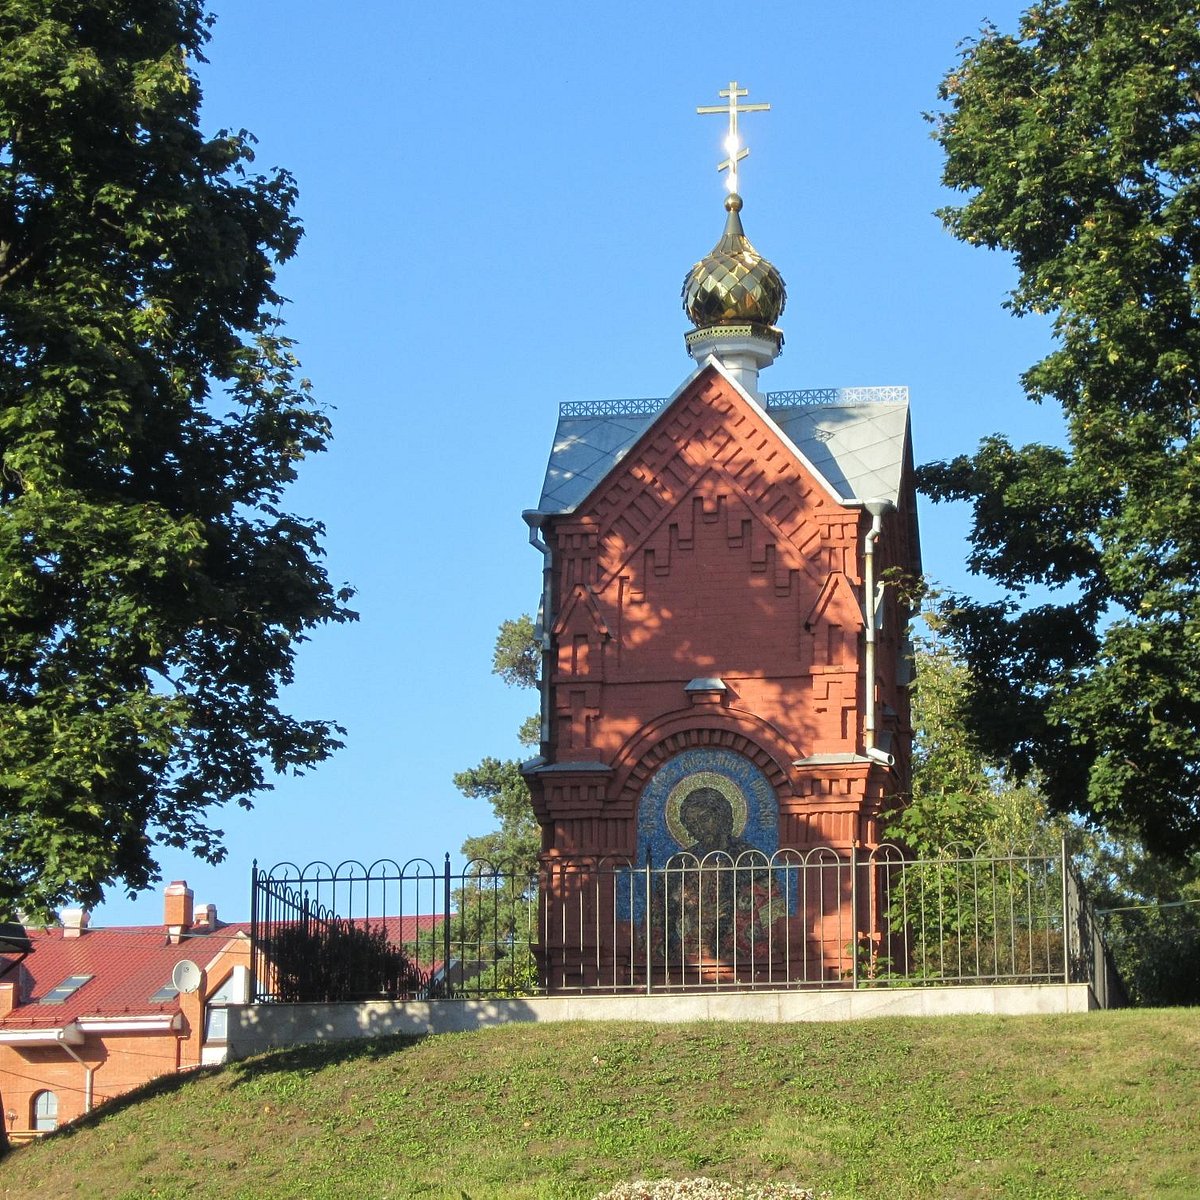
1, 1011, 1198, 1199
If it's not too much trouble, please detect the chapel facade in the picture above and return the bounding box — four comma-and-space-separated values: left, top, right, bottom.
522, 87, 920, 989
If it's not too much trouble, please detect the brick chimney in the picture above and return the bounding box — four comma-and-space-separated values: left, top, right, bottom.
0, 978, 17, 1017
60, 908, 90, 938
164, 881, 193, 944
192, 903, 217, 930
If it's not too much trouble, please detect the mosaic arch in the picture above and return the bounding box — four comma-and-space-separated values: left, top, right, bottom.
635, 746, 780, 867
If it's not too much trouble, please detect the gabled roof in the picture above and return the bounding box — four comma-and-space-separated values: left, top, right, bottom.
0, 913, 442, 1032
535, 369, 911, 516
0, 924, 248, 1031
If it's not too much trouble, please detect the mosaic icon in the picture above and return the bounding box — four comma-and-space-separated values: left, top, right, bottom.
637, 747, 779, 866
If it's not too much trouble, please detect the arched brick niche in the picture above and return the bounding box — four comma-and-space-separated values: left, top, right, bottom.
611, 705, 796, 806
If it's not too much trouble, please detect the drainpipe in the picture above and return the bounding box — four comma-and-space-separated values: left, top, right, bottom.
523, 511, 554, 747
861, 499, 895, 764
59, 1039, 94, 1114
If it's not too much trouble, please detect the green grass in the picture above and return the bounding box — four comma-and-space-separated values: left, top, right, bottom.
2, 1011, 1199, 1199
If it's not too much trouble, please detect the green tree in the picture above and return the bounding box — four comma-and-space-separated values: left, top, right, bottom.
921, 0, 1200, 855
896, 640, 1200, 1004
457, 756, 540, 870
490, 611, 540, 691
443, 616, 542, 995
1073, 829, 1200, 1006
889, 636, 1057, 855
0, 2, 355, 920
455, 614, 540, 871
878, 638, 1063, 984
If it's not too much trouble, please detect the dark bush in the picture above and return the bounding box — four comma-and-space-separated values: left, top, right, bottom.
269, 919, 428, 1002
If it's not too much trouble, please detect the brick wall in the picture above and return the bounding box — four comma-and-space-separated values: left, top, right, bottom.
530, 367, 915, 860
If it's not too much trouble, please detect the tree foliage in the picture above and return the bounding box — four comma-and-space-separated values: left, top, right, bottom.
1077, 831, 1200, 1006
269, 919, 427, 1004
888, 637, 1059, 855
0, 2, 355, 918
455, 754, 540, 869
921, 0, 1200, 855
447, 615, 542, 994
900, 640, 1200, 1005
454, 614, 541, 871
908, 612, 1200, 1011
453, 612, 540, 870
491, 613, 539, 690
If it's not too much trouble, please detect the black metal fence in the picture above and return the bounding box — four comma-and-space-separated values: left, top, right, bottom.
249, 843, 1125, 1004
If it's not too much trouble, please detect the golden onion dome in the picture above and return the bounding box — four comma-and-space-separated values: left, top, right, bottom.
682, 193, 786, 329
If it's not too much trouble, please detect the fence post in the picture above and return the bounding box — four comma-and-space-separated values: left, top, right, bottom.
644, 848, 653, 996
851, 843, 859, 989
249, 859, 259, 1003
443, 853, 452, 991
1060, 836, 1071, 985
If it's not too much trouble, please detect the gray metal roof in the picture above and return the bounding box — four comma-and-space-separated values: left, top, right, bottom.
535, 385, 911, 515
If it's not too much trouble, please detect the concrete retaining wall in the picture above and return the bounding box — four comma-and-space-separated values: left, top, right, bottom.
225, 983, 1096, 1059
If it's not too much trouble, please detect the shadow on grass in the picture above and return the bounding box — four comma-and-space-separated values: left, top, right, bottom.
1, 1033, 430, 1158
224, 1030, 429, 1084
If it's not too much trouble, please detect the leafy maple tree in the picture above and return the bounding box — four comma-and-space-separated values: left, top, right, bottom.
921, 0, 1200, 855
0, 1, 355, 919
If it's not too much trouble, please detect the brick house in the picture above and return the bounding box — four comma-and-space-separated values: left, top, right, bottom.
0, 882, 249, 1144
522, 186, 921, 987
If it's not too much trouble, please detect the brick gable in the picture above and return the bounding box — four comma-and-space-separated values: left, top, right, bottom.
529, 364, 914, 861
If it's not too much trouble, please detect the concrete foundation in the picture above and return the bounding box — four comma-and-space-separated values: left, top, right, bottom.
225, 983, 1097, 1059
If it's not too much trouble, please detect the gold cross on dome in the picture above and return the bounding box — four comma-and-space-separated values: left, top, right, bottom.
696, 81, 770, 194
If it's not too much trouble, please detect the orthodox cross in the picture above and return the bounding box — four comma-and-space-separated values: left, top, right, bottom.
696, 81, 770, 194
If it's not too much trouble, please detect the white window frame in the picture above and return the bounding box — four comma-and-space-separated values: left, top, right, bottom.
32, 1090, 58, 1132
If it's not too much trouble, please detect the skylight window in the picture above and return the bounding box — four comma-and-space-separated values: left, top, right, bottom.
148, 982, 179, 1003
39, 974, 93, 1004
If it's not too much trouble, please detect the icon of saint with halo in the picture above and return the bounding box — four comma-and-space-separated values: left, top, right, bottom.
656, 765, 778, 965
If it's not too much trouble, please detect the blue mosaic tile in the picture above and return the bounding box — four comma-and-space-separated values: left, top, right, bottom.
616, 748, 791, 924
635, 747, 779, 867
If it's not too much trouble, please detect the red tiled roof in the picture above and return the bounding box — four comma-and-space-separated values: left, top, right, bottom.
353, 914, 442, 944
0, 911, 444, 1028
0, 911, 445, 1028
0, 923, 249, 1029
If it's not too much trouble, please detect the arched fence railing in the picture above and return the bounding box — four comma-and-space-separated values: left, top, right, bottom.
249, 843, 1125, 1005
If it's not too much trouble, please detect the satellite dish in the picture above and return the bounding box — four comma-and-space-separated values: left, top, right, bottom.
172, 959, 202, 994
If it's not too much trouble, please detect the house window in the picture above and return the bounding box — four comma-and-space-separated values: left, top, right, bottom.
203, 967, 246, 1045
39, 974, 93, 1004
207, 968, 245, 1005
32, 1090, 58, 1132
204, 1005, 228, 1043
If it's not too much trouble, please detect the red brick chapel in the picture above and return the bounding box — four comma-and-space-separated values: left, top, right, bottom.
521, 85, 921, 988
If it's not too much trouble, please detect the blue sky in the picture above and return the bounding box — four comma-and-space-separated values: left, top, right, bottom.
97, 0, 1062, 924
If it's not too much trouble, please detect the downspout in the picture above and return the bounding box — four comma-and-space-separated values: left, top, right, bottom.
59, 1039, 93, 1114
861, 499, 895, 763
523, 511, 554, 748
